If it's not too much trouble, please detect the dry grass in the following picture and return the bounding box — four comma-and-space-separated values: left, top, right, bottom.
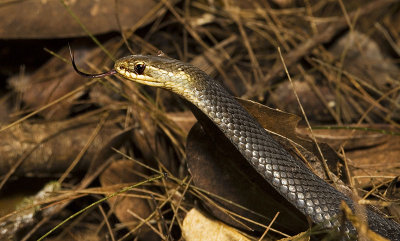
0, 0, 399, 240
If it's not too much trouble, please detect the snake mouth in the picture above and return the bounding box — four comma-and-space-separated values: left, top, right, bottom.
115, 66, 164, 87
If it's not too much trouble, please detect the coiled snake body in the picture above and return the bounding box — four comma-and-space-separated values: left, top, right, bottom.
74, 54, 400, 240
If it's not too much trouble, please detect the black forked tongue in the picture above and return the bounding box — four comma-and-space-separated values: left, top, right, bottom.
69, 45, 117, 78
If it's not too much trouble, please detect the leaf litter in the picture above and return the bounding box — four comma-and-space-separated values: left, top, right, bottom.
0, 0, 399, 240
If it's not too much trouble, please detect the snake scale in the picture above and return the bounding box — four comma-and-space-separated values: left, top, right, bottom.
73, 54, 400, 240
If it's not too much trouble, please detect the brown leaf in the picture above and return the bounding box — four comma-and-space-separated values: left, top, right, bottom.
0, 0, 160, 39
129, 108, 182, 177
296, 125, 400, 188
182, 208, 252, 241
296, 125, 388, 150
165, 111, 196, 135
237, 98, 301, 141
278, 231, 310, 241
330, 31, 400, 93
346, 134, 400, 187
99, 160, 156, 238
85, 127, 134, 179
269, 80, 335, 122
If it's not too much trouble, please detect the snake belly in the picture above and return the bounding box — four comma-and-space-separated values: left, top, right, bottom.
114, 55, 400, 240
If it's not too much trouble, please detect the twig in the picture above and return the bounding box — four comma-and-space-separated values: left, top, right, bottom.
99, 205, 116, 241
258, 212, 280, 241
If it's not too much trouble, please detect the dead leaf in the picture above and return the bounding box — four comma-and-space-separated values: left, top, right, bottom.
269, 80, 335, 123
99, 160, 156, 239
182, 208, 252, 241
165, 111, 196, 134
296, 126, 388, 150
0, 0, 160, 38
278, 231, 310, 241
330, 31, 400, 93
237, 98, 301, 141
346, 134, 400, 187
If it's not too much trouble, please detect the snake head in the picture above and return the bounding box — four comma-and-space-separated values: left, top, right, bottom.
115, 55, 163, 87
114, 55, 206, 95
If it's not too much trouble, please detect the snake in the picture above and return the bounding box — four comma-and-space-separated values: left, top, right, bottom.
72, 53, 400, 240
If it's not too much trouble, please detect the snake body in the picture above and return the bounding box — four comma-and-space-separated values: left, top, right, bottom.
113, 55, 400, 240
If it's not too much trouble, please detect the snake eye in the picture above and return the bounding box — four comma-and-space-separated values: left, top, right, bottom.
134, 63, 146, 75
